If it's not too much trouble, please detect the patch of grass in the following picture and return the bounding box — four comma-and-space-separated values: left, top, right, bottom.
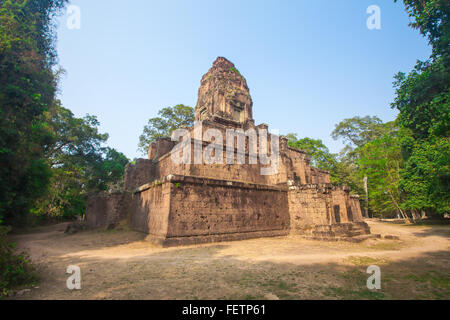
327, 267, 387, 300
367, 241, 403, 251
325, 287, 385, 300
340, 269, 367, 285
238, 273, 256, 285
257, 279, 297, 294
277, 280, 291, 290
345, 256, 388, 266
405, 271, 450, 294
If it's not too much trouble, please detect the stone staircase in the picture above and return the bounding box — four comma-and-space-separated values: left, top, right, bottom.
306, 222, 380, 242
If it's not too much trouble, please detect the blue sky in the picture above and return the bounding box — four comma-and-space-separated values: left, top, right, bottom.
55, 0, 431, 159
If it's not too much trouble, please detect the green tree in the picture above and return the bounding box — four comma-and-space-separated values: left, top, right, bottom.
285, 133, 299, 144
358, 128, 406, 218
392, 60, 449, 139
42, 102, 109, 167
331, 117, 396, 192
287, 133, 365, 194
0, 0, 68, 225
395, 0, 449, 58
391, 0, 449, 217
287, 135, 336, 171
32, 104, 129, 220
330, 155, 365, 196
331, 118, 401, 216
138, 104, 194, 155
99, 148, 130, 191
331, 116, 388, 149
399, 135, 449, 216
0, 0, 68, 293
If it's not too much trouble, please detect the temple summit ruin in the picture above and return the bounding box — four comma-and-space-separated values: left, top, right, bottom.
86, 57, 373, 246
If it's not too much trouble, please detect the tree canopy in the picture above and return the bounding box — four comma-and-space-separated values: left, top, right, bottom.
391, 0, 450, 217
0, 0, 69, 225
287, 134, 336, 171
138, 104, 194, 155
31, 103, 129, 220
0, 0, 129, 225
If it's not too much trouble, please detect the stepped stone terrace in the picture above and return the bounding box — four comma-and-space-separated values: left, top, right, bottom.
86, 57, 373, 246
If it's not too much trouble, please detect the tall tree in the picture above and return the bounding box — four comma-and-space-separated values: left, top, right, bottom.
391, 0, 449, 217
0, 0, 68, 225
32, 103, 129, 220
138, 104, 194, 155
392, 0, 449, 139
395, 0, 449, 58
287, 135, 336, 171
332, 118, 400, 216
331, 116, 387, 149
358, 127, 406, 218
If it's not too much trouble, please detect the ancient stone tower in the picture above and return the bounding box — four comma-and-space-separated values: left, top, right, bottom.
86, 57, 372, 246
195, 57, 253, 124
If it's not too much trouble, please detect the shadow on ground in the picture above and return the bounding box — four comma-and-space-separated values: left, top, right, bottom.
7, 222, 450, 300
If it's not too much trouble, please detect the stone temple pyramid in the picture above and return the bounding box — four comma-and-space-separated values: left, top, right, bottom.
86, 57, 373, 246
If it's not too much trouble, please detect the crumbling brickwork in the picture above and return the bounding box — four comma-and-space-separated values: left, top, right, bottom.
148, 137, 176, 161
124, 159, 156, 192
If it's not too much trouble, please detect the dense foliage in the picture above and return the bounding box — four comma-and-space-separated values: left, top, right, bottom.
392, 0, 449, 216
0, 225, 34, 298
0, 0, 68, 225
138, 104, 194, 155
0, 0, 129, 225
0, 0, 130, 294
31, 103, 129, 221
288, 1, 449, 219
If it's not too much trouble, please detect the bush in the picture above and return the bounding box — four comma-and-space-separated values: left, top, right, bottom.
0, 225, 35, 298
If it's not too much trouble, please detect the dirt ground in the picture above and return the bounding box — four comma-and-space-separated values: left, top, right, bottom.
7, 220, 450, 300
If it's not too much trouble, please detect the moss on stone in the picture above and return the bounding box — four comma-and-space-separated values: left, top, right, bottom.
229, 66, 241, 75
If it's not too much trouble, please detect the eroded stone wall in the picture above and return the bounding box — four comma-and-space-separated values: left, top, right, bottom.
166, 175, 289, 237
148, 137, 176, 161
349, 195, 364, 222
130, 175, 289, 246
86, 192, 131, 229
124, 159, 156, 191
287, 183, 369, 238
129, 182, 171, 236
288, 184, 332, 235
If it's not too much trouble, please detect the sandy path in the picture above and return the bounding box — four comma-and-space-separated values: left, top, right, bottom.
8, 220, 450, 300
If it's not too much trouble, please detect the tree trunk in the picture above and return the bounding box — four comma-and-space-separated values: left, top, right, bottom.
411, 210, 421, 221
363, 176, 369, 218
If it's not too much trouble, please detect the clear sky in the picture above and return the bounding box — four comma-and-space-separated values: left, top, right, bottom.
55, 0, 431, 160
